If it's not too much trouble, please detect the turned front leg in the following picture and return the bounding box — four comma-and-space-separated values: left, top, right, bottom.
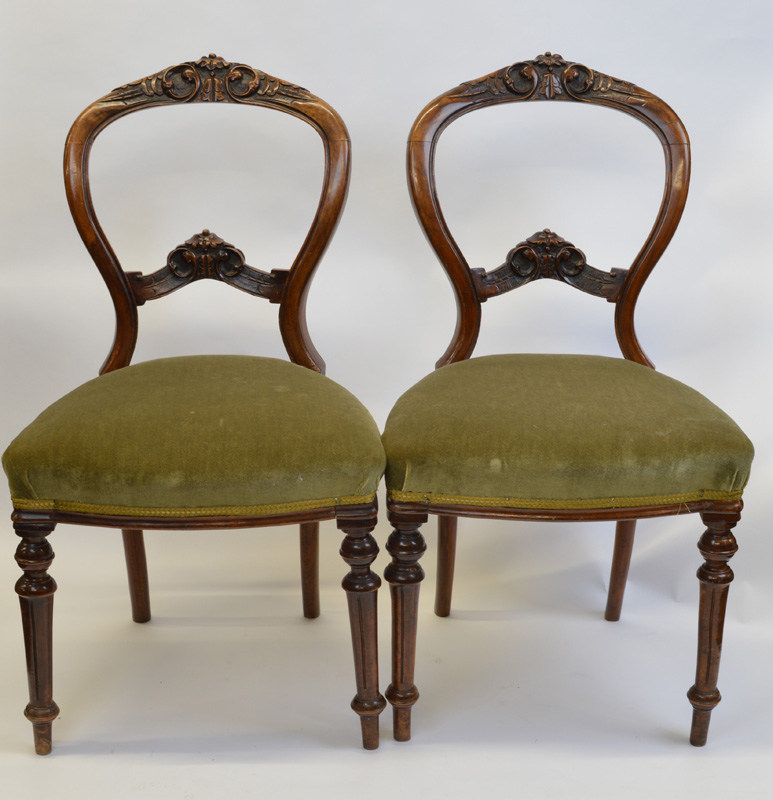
339, 510, 386, 749
384, 509, 427, 742
14, 517, 59, 755
687, 509, 740, 746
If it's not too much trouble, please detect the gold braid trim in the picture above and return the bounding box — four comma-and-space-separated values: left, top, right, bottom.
388, 489, 743, 510
12, 493, 376, 518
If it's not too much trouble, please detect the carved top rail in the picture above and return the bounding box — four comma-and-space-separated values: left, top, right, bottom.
64, 55, 351, 375
406, 53, 690, 369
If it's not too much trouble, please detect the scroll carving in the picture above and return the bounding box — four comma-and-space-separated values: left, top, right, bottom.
458, 52, 649, 107
128, 230, 287, 303
473, 229, 626, 301
107, 54, 311, 108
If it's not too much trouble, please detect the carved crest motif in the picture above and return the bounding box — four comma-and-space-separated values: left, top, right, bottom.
473, 229, 626, 301
459, 52, 648, 106
109, 54, 310, 107
128, 230, 286, 303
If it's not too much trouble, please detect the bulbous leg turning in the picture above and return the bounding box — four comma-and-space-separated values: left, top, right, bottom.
384, 508, 427, 742
14, 516, 59, 755
338, 507, 386, 749
688, 509, 740, 746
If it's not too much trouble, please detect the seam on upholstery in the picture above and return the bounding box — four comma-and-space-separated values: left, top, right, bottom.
12, 493, 377, 517
387, 489, 743, 510
401, 461, 411, 492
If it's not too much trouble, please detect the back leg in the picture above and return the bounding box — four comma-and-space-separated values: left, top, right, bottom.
300, 522, 320, 619
434, 514, 457, 617
122, 529, 151, 623
605, 519, 636, 621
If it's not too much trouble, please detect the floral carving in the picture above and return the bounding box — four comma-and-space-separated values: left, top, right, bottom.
473, 229, 626, 301
128, 230, 286, 303
168, 230, 245, 279
458, 52, 648, 107
108, 54, 310, 107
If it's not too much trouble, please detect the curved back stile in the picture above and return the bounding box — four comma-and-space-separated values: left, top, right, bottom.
407, 53, 690, 369
64, 54, 351, 375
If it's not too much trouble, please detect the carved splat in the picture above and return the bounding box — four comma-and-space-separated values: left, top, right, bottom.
472, 229, 626, 302
127, 230, 287, 304
458, 52, 649, 107
109, 54, 310, 108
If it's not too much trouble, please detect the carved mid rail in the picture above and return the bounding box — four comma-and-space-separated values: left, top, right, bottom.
127, 230, 287, 304
472, 229, 626, 302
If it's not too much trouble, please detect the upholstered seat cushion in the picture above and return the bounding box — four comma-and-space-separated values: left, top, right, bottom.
383, 354, 753, 510
3, 355, 386, 517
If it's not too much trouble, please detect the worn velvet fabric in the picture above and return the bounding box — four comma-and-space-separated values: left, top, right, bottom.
3, 355, 386, 516
383, 354, 753, 509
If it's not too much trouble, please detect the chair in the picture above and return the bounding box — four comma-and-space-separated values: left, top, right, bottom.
2, 55, 387, 754
381, 53, 753, 745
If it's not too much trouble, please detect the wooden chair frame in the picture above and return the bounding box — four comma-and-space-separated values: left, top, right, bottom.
385, 53, 741, 746
13, 55, 385, 754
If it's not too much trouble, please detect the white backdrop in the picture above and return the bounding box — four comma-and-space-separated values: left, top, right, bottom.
1, 1, 772, 797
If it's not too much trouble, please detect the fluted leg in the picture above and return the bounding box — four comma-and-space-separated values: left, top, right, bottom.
14, 516, 59, 755
435, 514, 457, 617
605, 519, 636, 621
122, 529, 151, 623
300, 522, 320, 619
338, 507, 386, 749
687, 508, 740, 746
385, 508, 427, 742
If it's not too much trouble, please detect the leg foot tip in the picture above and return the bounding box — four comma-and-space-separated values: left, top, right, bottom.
393, 707, 412, 742
360, 716, 379, 750
32, 725, 53, 755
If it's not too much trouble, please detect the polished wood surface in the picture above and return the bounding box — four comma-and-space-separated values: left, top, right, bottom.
339, 506, 387, 749
13, 55, 384, 753
387, 53, 742, 746
300, 522, 321, 619
604, 520, 637, 622
122, 528, 151, 623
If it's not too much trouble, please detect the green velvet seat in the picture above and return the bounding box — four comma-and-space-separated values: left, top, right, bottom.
4, 355, 385, 517
383, 354, 752, 510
